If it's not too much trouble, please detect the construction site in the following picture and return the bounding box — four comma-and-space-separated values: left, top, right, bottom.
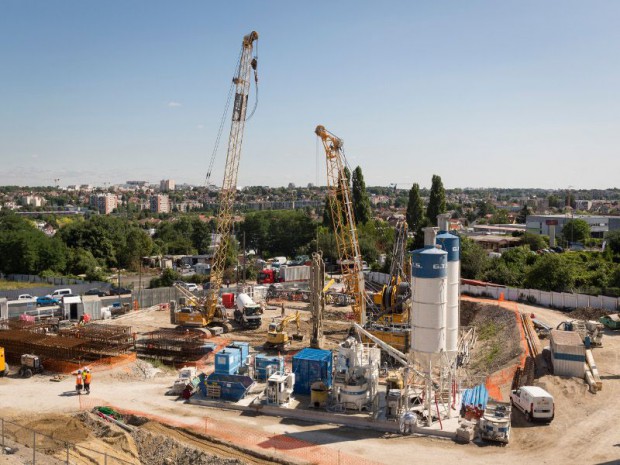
1, 30, 620, 465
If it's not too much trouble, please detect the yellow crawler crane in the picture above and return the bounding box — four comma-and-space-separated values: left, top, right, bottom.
171, 31, 258, 333
315, 125, 366, 325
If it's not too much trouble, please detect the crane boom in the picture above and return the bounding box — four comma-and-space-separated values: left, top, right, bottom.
206, 31, 259, 322
315, 125, 366, 325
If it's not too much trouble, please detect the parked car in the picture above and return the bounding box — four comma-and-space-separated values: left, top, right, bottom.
84, 288, 107, 297
108, 287, 132, 296
36, 296, 61, 307
510, 386, 554, 422
185, 283, 198, 292
17, 294, 36, 300
47, 288, 73, 299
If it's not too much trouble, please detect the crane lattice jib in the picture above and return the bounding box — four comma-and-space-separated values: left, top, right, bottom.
315, 125, 366, 325
206, 31, 258, 321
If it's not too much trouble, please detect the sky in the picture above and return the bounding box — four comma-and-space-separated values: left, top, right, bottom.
1, 1, 619, 189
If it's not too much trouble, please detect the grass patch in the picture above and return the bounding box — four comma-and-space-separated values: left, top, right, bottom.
0, 280, 43, 290
485, 342, 501, 364
478, 321, 499, 341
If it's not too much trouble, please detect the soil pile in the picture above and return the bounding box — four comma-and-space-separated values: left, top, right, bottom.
566, 307, 610, 321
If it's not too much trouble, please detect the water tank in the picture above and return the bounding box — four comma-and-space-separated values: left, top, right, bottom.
411, 246, 448, 354
436, 231, 460, 355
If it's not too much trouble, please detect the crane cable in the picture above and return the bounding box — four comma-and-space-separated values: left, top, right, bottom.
203, 46, 243, 189
246, 39, 259, 121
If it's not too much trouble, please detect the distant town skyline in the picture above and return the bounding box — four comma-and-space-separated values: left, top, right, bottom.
1, 1, 619, 189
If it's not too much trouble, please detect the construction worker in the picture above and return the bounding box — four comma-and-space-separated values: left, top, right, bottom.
75, 370, 83, 395
83, 369, 92, 394
281, 303, 285, 317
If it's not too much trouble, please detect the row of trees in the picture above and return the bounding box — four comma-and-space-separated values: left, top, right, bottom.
461, 236, 620, 296
406, 175, 446, 248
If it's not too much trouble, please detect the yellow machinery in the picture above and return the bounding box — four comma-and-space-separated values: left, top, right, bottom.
374, 220, 411, 325
315, 125, 366, 325
173, 31, 259, 332
0, 347, 8, 376
171, 282, 210, 327
265, 310, 302, 349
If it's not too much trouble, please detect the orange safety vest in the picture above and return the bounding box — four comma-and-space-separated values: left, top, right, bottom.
85, 373, 92, 384
76, 374, 83, 385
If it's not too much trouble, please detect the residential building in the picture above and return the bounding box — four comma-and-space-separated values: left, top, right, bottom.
90, 193, 118, 215
150, 194, 170, 214
160, 179, 176, 192
20, 195, 46, 207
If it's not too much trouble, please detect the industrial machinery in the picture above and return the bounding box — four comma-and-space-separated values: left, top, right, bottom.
234, 293, 263, 329
174, 31, 259, 334
332, 336, 380, 411
264, 371, 295, 405
478, 401, 512, 444
315, 125, 366, 325
0, 347, 8, 376
374, 220, 411, 325
18, 354, 43, 378
264, 310, 303, 350
556, 319, 604, 347
169, 366, 199, 396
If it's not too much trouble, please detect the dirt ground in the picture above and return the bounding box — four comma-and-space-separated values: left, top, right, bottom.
2, 299, 620, 465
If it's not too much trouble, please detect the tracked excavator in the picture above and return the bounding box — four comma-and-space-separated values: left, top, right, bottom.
264, 310, 303, 350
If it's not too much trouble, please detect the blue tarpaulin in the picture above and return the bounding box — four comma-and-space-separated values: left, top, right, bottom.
461, 383, 489, 410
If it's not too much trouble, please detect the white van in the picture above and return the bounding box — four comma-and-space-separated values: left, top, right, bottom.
510, 386, 554, 422
49, 288, 73, 299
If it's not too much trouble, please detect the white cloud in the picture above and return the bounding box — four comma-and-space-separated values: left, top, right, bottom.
196, 124, 204, 129
167, 101, 182, 108
31, 154, 39, 159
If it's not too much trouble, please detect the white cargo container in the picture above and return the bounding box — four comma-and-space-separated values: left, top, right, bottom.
281, 265, 310, 282
550, 329, 585, 378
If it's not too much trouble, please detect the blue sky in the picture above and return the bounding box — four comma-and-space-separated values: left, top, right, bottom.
1, 1, 619, 189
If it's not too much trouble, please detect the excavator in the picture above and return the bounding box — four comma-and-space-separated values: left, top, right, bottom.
264, 310, 303, 350
171, 31, 259, 334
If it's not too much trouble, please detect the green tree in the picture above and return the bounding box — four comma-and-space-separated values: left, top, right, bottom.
490, 210, 510, 224
426, 175, 446, 226
521, 232, 547, 251
120, 229, 154, 271
406, 183, 425, 233
562, 219, 591, 244
351, 166, 372, 224
460, 236, 490, 280
525, 254, 576, 292
604, 230, 620, 255
516, 205, 531, 224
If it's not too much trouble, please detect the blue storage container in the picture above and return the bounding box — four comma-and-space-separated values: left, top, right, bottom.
199, 373, 255, 401
292, 348, 332, 395
214, 348, 241, 375
228, 341, 250, 365
254, 354, 284, 381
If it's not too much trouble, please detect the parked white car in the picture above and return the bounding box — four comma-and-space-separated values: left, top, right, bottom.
510, 386, 554, 422
17, 294, 36, 301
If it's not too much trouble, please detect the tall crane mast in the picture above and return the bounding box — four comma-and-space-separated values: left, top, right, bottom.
315, 125, 366, 325
205, 31, 259, 323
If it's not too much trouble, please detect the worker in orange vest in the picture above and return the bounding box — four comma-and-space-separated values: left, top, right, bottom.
83, 369, 92, 394
75, 370, 83, 395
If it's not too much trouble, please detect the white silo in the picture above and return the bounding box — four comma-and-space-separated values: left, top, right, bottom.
436, 214, 460, 360
410, 246, 448, 356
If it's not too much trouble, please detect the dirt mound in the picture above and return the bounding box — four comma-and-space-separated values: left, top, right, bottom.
461, 301, 523, 377
133, 427, 244, 465
14, 415, 90, 450
566, 307, 610, 321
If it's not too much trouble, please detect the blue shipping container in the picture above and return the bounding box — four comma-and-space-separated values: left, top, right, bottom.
254, 354, 284, 381
215, 348, 241, 375
292, 348, 332, 395
228, 341, 250, 365
199, 373, 255, 402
